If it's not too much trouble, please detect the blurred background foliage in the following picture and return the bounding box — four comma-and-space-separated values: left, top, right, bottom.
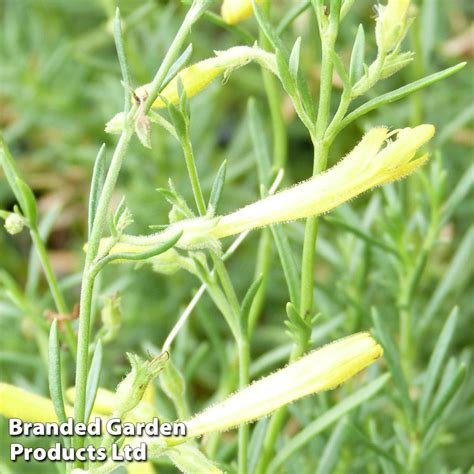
0, 0, 473, 472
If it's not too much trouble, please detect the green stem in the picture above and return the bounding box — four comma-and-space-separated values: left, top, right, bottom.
398, 213, 438, 373
259, 0, 286, 169
238, 336, 250, 474
72, 4, 208, 463
182, 135, 207, 216
409, 18, 424, 127
247, 0, 288, 337
73, 128, 134, 461
248, 229, 272, 337
211, 254, 241, 317
30, 228, 77, 355
256, 4, 341, 470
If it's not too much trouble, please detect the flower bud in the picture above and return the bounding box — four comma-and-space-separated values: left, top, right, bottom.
135, 46, 276, 109
184, 333, 383, 438
4, 213, 25, 235
100, 294, 122, 343
221, 0, 262, 25
105, 112, 126, 134
114, 352, 168, 417
375, 0, 412, 53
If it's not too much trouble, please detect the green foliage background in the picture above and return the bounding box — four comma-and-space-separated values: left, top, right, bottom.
0, 0, 473, 472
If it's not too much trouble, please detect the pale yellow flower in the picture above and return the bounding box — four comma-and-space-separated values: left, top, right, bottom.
183, 333, 382, 438
135, 46, 276, 108
0, 383, 72, 422
99, 125, 434, 257
211, 125, 434, 238
221, 0, 262, 25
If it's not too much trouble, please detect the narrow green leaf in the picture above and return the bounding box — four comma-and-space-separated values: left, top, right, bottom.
337, 62, 466, 133
423, 362, 466, 434
148, 110, 179, 140
436, 102, 474, 146
167, 102, 188, 141
207, 160, 227, 215
331, 51, 351, 91
240, 275, 263, 334
247, 99, 300, 305
94, 231, 183, 274
16, 177, 38, 227
251, 0, 286, 53
289, 37, 302, 81
248, 418, 269, 473
160, 358, 189, 419
316, 418, 348, 474
84, 339, 103, 423
275, 49, 297, 98
114, 8, 131, 112
348, 422, 401, 468
48, 320, 70, 447
420, 229, 472, 329
0, 134, 23, 203
349, 24, 365, 84
247, 98, 272, 183
26, 203, 62, 297
269, 374, 390, 470
324, 216, 399, 257
88, 144, 106, 238
284, 301, 311, 346
277, 1, 311, 34
372, 308, 414, 424
420, 0, 439, 66
162, 43, 193, 89
418, 307, 459, 423
441, 165, 473, 225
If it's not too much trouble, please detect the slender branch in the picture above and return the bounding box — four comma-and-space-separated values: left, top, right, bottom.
72, 3, 209, 463
30, 229, 77, 354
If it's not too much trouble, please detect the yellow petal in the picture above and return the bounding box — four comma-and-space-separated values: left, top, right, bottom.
221, 0, 261, 25
0, 383, 73, 422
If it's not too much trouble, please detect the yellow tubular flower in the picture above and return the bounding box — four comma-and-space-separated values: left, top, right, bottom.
184, 333, 383, 438
221, 0, 262, 25
100, 125, 434, 254
210, 124, 434, 239
0, 383, 73, 422
135, 46, 276, 109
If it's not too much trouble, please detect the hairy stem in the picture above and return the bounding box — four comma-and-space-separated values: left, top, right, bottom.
72, 3, 208, 462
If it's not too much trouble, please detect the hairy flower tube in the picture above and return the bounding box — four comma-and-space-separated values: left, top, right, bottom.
183, 333, 382, 438
104, 125, 434, 257
221, 0, 262, 25
135, 46, 275, 108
